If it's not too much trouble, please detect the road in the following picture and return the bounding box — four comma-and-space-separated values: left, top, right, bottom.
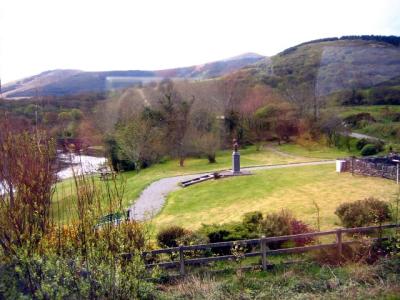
128, 160, 335, 221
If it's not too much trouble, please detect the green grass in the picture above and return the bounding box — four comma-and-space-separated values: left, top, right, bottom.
160, 258, 400, 299
52, 144, 354, 223
359, 122, 400, 143
154, 164, 398, 231
51, 146, 310, 222
277, 143, 356, 159
329, 105, 400, 119
324, 105, 400, 148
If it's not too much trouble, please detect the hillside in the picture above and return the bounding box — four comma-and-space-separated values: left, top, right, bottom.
2, 53, 265, 98
241, 36, 400, 109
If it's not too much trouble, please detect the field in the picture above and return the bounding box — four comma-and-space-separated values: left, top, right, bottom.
328, 105, 400, 145
329, 105, 400, 118
153, 164, 398, 231
276, 143, 356, 158
53, 144, 332, 222
160, 259, 400, 299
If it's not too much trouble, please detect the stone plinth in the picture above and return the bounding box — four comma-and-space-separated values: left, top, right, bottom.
232, 151, 240, 174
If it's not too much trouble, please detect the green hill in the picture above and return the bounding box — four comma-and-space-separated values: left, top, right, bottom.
241, 36, 400, 110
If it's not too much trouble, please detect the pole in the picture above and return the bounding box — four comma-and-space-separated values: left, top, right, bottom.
260, 237, 267, 271
179, 246, 185, 276
336, 229, 343, 260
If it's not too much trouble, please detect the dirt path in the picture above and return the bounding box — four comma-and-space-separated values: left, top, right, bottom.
263, 144, 297, 158
128, 160, 335, 221
137, 88, 150, 107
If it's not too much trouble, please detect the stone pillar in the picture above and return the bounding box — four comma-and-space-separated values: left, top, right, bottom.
232, 139, 240, 174
232, 151, 240, 174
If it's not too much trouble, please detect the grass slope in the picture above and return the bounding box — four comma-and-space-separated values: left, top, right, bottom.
53, 145, 320, 222
154, 164, 398, 231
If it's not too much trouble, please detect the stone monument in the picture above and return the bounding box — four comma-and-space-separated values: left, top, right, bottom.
232, 139, 241, 174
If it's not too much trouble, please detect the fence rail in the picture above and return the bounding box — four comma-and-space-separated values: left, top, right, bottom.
141, 224, 399, 275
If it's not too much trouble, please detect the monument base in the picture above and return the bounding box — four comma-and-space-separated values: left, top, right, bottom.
220, 170, 252, 177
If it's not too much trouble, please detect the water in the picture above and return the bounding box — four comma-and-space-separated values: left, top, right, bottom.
0, 153, 107, 195
57, 153, 107, 180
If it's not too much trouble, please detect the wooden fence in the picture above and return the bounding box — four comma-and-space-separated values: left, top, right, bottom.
141, 224, 399, 275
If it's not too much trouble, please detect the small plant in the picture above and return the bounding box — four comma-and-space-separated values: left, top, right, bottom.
312, 239, 373, 266
157, 225, 188, 248
290, 219, 315, 247
231, 241, 246, 288
335, 197, 391, 228
313, 200, 321, 232
360, 143, 381, 156
177, 231, 210, 258
356, 138, 370, 150
242, 211, 263, 231
259, 210, 315, 249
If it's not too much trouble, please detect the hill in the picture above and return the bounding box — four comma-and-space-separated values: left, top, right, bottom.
239, 35, 400, 111
1, 53, 265, 98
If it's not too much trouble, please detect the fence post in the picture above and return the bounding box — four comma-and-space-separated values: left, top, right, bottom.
260, 237, 267, 271
336, 229, 343, 260
179, 246, 185, 276
351, 156, 355, 176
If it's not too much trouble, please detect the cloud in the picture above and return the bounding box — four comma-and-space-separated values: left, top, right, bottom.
1, 0, 399, 83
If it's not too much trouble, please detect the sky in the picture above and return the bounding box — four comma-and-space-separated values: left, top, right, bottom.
1, 0, 400, 83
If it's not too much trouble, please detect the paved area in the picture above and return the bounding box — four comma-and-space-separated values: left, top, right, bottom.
128, 160, 335, 221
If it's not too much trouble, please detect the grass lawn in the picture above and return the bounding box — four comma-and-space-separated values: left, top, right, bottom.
160, 259, 400, 299
327, 105, 400, 118
52, 144, 352, 223
276, 143, 356, 159
153, 164, 399, 231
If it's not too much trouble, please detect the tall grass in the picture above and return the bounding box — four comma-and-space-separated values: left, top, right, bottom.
0, 120, 157, 299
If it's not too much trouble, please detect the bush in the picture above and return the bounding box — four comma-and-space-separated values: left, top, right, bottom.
199, 222, 257, 243
242, 211, 263, 231
360, 144, 379, 156
177, 231, 209, 246
356, 138, 369, 150
290, 219, 315, 247
344, 113, 375, 128
177, 232, 210, 259
259, 210, 315, 249
312, 241, 373, 266
157, 226, 187, 248
260, 210, 292, 239
335, 197, 391, 228
198, 222, 258, 255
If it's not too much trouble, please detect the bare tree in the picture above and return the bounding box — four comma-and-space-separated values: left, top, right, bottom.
158, 79, 194, 167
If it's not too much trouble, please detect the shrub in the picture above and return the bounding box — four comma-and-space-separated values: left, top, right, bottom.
289, 219, 315, 247
199, 222, 256, 243
312, 241, 373, 266
356, 138, 369, 150
242, 211, 263, 231
198, 222, 257, 255
260, 210, 292, 239
156, 226, 187, 248
260, 210, 292, 249
344, 113, 375, 128
177, 232, 210, 258
360, 143, 379, 156
199, 224, 229, 244
335, 197, 391, 228
177, 231, 209, 246
259, 210, 315, 249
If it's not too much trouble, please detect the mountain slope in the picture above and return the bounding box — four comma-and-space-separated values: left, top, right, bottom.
2, 53, 265, 98
240, 36, 400, 108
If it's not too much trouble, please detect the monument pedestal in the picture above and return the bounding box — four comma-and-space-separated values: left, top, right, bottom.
232, 151, 241, 174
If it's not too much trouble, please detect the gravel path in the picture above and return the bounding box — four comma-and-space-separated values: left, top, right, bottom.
348, 132, 382, 141
128, 160, 335, 221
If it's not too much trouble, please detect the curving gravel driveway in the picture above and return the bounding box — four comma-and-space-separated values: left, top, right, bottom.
128, 160, 335, 221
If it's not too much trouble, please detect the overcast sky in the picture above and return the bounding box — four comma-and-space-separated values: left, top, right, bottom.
1, 0, 400, 83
